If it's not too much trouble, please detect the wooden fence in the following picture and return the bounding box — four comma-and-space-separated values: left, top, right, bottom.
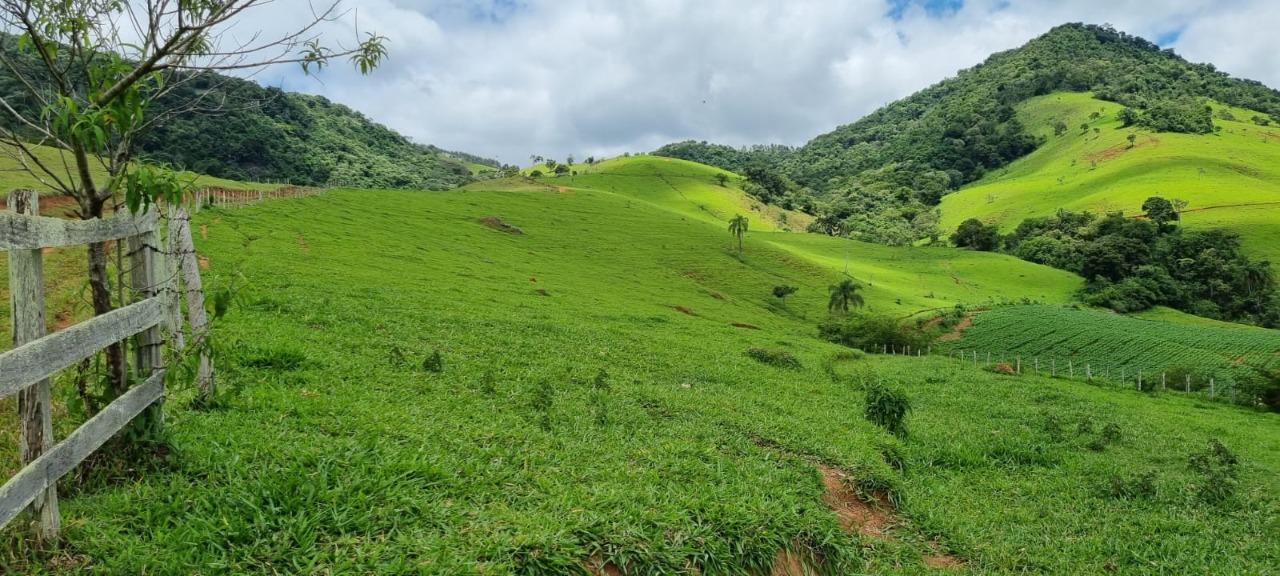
192, 186, 321, 210
0, 189, 173, 543
871, 343, 1248, 404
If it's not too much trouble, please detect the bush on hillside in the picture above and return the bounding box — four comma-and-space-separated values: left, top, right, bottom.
1137, 98, 1215, 134
864, 382, 912, 439
746, 347, 802, 369
818, 314, 932, 353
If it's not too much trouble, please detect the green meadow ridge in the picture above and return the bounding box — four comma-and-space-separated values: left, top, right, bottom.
3, 157, 1278, 574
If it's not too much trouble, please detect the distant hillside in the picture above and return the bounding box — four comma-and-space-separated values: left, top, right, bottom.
0, 39, 501, 190
941, 93, 1280, 265
785, 22, 1280, 191
137, 76, 499, 189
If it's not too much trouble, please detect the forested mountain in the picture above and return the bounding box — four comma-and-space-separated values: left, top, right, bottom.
783, 22, 1280, 190
0, 37, 500, 190
655, 23, 1280, 243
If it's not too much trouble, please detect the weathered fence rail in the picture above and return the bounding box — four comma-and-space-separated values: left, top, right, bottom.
0, 189, 171, 543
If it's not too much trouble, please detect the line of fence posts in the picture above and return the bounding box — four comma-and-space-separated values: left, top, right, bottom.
191, 185, 323, 212
865, 343, 1241, 405
0, 190, 221, 545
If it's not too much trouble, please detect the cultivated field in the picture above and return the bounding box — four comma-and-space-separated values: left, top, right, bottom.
951, 304, 1280, 390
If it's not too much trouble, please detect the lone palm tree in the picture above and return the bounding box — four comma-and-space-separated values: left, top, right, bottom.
828, 279, 865, 314
728, 214, 749, 253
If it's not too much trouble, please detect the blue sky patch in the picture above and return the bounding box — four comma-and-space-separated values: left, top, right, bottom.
887, 0, 965, 21
1156, 27, 1184, 47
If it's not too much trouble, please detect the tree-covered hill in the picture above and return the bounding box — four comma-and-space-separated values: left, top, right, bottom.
786, 22, 1280, 191
0, 36, 500, 190
657, 23, 1280, 197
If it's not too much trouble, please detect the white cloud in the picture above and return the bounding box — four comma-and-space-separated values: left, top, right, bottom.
225, 0, 1279, 165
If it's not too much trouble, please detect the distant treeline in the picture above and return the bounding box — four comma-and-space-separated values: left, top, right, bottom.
0, 32, 499, 190
952, 203, 1279, 328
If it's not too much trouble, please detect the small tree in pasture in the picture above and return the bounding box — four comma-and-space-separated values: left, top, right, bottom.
772, 285, 798, 305
827, 279, 865, 314
728, 214, 749, 252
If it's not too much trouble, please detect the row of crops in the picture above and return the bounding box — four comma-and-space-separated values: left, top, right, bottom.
946, 305, 1280, 391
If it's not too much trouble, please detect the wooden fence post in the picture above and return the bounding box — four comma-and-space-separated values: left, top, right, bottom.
129, 213, 164, 429
163, 207, 185, 351
175, 208, 214, 402
8, 190, 60, 544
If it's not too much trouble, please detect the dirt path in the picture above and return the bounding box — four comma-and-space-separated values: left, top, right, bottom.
937, 315, 975, 342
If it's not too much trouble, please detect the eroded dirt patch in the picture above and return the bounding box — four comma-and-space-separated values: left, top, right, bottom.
732, 323, 760, 330
584, 558, 623, 576
820, 466, 892, 537
936, 315, 974, 342
674, 305, 697, 316
478, 216, 524, 235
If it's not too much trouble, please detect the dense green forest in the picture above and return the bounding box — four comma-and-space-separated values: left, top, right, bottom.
655, 23, 1280, 243
952, 203, 1280, 327
0, 33, 500, 190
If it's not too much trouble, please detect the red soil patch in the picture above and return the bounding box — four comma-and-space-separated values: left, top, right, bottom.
819, 465, 891, 537
557, 187, 570, 193
991, 363, 1017, 375
936, 315, 974, 342
198, 256, 210, 270
199, 224, 208, 240
478, 216, 524, 235
53, 309, 73, 331
674, 305, 697, 316
768, 549, 815, 576
1261, 131, 1279, 141
732, 323, 760, 330
1231, 353, 1250, 365
924, 540, 965, 570
0, 195, 77, 215
584, 558, 623, 576
1084, 144, 1128, 163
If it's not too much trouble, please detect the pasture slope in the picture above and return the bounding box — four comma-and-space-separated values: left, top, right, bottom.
4, 158, 1277, 575
941, 92, 1280, 265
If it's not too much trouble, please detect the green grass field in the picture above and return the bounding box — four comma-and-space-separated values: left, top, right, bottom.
950, 305, 1280, 390
0, 142, 286, 197
2, 167, 1277, 574
500, 156, 813, 233
939, 92, 1280, 264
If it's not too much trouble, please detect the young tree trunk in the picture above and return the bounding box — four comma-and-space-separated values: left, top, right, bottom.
83, 195, 127, 407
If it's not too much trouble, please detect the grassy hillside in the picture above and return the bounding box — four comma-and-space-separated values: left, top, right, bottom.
495, 156, 812, 233
0, 143, 287, 198
940, 92, 1280, 263
3, 160, 1277, 574
473, 156, 1080, 316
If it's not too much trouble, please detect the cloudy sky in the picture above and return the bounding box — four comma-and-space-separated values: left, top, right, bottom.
235, 0, 1280, 165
